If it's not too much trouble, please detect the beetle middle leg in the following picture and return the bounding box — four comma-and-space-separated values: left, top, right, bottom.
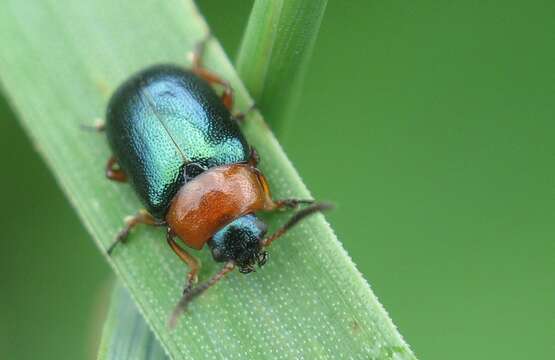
105, 156, 127, 182
166, 229, 201, 294
82, 122, 127, 183
190, 36, 235, 111
107, 209, 161, 255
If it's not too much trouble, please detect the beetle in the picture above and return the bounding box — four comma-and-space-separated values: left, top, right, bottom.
99, 38, 330, 323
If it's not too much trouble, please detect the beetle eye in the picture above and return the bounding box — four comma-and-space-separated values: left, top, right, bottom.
211, 247, 223, 261
257, 251, 268, 267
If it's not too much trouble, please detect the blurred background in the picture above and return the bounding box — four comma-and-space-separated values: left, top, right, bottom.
1, 0, 553, 359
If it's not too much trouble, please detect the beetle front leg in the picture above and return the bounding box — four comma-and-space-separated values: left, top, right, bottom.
107, 209, 161, 254
166, 230, 201, 294
169, 261, 235, 327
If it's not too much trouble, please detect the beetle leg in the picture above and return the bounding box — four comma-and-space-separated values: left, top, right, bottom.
166, 229, 201, 294
107, 209, 161, 255
190, 37, 234, 111
262, 202, 333, 248
105, 156, 127, 182
80, 118, 105, 132
169, 261, 235, 327
248, 146, 260, 167
231, 103, 258, 125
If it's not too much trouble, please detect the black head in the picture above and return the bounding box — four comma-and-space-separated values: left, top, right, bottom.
207, 214, 268, 273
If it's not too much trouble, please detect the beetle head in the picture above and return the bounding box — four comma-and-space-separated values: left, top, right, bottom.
207, 214, 268, 273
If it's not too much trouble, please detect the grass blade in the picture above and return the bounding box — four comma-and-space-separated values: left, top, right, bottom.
236, 0, 328, 132
98, 283, 167, 360
0, 1, 416, 359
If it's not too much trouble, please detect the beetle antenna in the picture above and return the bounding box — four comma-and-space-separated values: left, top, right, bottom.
262, 202, 333, 248
168, 261, 235, 328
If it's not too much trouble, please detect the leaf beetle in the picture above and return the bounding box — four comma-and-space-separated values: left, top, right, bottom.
97, 38, 330, 323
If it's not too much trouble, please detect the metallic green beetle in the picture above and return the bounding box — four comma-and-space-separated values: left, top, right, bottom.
101, 40, 329, 324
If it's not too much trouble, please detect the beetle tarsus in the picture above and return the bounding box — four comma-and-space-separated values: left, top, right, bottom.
106, 226, 131, 256
106, 239, 120, 256
232, 103, 258, 125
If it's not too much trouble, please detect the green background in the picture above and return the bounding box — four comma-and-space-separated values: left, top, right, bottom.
0, 0, 553, 359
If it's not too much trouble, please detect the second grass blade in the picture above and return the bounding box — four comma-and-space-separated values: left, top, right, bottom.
98, 283, 167, 360
236, 0, 328, 132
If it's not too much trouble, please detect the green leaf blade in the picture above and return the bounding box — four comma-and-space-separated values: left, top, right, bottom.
0, 1, 416, 359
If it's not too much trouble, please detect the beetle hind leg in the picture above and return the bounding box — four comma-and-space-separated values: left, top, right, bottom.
190, 36, 235, 111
